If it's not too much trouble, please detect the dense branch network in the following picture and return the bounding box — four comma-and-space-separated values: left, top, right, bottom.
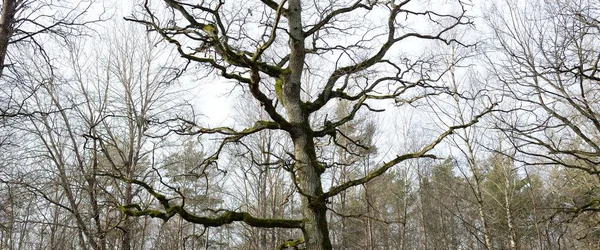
125, 1, 485, 242
128, 0, 473, 157
488, 0, 600, 213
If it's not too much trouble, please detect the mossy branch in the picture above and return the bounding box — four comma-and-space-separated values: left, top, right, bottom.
277, 238, 305, 249
570, 198, 600, 214
120, 204, 304, 228
118, 176, 304, 229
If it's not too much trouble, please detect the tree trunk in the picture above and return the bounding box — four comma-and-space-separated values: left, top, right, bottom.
0, 0, 17, 75
120, 156, 135, 250
120, 184, 133, 250
292, 133, 331, 249
449, 46, 493, 250
504, 172, 517, 250
284, 0, 332, 248
468, 151, 493, 250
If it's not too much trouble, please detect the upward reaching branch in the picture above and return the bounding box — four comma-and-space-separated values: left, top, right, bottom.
323, 103, 496, 198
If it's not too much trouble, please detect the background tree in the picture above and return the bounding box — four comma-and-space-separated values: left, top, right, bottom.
228, 98, 298, 250
0, 19, 187, 249
547, 165, 600, 249
485, 0, 600, 248
486, 0, 600, 212
0, 4, 104, 247
481, 153, 530, 250
0, 0, 100, 76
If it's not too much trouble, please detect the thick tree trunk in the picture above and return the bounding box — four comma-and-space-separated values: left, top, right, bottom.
283, 1, 332, 248
292, 134, 331, 249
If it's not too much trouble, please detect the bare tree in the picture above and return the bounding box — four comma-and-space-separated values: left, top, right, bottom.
486, 0, 600, 213
121, 0, 494, 248
0, 19, 186, 250
0, 4, 102, 232
228, 98, 298, 250
0, 0, 101, 76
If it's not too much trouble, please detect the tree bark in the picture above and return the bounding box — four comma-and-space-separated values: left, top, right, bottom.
0, 0, 17, 75
120, 182, 133, 250
504, 171, 517, 250
284, 1, 332, 248
449, 53, 493, 250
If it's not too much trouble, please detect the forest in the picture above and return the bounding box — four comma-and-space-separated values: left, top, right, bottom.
0, 0, 599, 249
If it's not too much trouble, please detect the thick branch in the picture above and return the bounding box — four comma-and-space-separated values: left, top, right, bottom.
259, 0, 289, 16
118, 177, 303, 229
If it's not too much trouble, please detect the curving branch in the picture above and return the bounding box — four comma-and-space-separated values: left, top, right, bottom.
303, 0, 371, 37
322, 103, 496, 198
117, 176, 304, 229
259, 0, 289, 16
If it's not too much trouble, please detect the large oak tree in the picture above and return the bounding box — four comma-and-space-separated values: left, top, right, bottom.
123, 0, 493, 248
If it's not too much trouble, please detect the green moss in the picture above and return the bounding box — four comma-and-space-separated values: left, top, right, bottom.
119, 206, 164, 218
201, 24, 217, 36
277, 238, 305, 249
275, 77, 284, 100
275, 67, 291, 100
